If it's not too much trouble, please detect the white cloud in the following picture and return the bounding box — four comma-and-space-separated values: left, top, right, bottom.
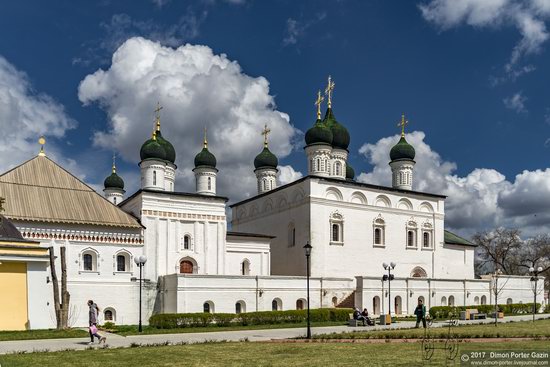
277, 165, 303, 186
418, 0, 550, 78
503, 92, 527, 113
358, 131, 550, 236
0, 56, 77, 174
78, 37, 300, 201
282, 12, 327, 47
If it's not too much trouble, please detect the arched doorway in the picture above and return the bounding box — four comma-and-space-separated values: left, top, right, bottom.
448, 295, 455, 306
441, 296, 447, 306
180, 260, 194, 274
394, 296, 402, 315
235, 301, 246, 314
296, 299, 305, 310
474, 296, 480, 305
332, 296, 338, 307
373, 296, 380, 315
481, 295, 487, 305
272, 298, 282, 311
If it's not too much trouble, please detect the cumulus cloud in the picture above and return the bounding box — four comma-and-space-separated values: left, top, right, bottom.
78, 37, 300, 201
282, 12, 327, 46
358, 131, 550, 236
418, 0, 550, 79
503, 92, 527, 113
277, 165, 303, 186
0, 56, 77, 174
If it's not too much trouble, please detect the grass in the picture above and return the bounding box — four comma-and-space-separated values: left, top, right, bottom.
315, 318, 550, 339
0, 340, 548, 366
0, 328, 88, 342
108, 321, 346, 336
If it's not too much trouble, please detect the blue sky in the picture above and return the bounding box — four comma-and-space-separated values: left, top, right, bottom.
1, 0, 550, 235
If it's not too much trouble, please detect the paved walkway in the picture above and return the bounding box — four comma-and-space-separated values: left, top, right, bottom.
0, 314, 548, 354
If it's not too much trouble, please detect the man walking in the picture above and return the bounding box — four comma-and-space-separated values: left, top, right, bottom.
415, 299, 427, 328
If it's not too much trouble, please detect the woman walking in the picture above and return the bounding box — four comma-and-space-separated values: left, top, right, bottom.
87, 300, 106, 345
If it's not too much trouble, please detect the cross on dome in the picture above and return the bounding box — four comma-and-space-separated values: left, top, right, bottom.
325, 75, 335, 108
38, 136, 46, 157
154, 102, 163, 131
261, 124, 271, 147
397, 113, 409, 137
314, 90, 324, 119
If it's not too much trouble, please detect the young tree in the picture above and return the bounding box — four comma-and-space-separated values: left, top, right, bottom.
473, 228, 522, 275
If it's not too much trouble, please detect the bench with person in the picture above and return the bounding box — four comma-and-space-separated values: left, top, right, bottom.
460, 309, 487, 320
349, 308, 374, 326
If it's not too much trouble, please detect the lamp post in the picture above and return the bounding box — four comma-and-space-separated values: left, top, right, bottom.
382, 262, 396, 324
304, 242, 312, 339
529, 266, 543, 322
134, 255, 147, 332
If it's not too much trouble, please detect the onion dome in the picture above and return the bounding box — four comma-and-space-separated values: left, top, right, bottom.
305, 118, 333, 146
254, 147, 278, 170
155, 130, 176, 164
323, 108, 350, 150
140, 132, 167, 161
194, 133, 217, 168
390, 136, 416, 161
104, 161, 124, 190
346, 163, 355, 181
0, 214, 25, 242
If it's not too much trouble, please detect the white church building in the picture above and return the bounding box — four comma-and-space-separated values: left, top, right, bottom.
0, 81, 543, 329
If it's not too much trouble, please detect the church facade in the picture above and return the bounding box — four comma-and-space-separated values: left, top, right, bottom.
0, 80, 543, 329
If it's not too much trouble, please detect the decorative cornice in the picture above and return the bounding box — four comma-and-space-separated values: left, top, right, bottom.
18, 227, 143, 244
142, 209, 225, 221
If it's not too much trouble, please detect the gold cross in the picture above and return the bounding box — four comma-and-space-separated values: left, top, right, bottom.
112, 153, 117, 173
261, 124, 271, 148
324, 75, 335, 108
203, 127, 208, 148
0, 197, 5, 213
314, 90, 324, 119
397, 113, 408, 137
154, 102, 163, 131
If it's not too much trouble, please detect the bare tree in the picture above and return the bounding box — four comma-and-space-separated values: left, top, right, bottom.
48, 246, 71, 329
473, 228, 522, 275
516, 235, 550, 289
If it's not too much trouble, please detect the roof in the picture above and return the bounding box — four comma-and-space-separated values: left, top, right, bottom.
227, 231, 276, 239
120, 188, 229, 206
230, 175, 446, 208
444, 230, 475, 247
0, 214, 38, 243
0, 156, 142, 228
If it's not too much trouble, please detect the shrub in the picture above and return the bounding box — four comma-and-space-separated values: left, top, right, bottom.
102, 322, 116, 330
428, 303, 541, 319
149, 308, 352, 329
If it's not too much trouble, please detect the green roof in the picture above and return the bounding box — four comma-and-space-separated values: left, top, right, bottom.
323, 108, 350, 150
444, 230, 475, 247
104, 171, 124, 190
305, 118, 333, 146
194, 147, 217, 168
140, 135, 167, 162
155, 130, 176, 163
254, 146, 278, 170
390, 136, 415, 162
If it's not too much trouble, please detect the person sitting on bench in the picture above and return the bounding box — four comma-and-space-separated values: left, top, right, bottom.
361, 308, 374, 326
353, 308, 367, 326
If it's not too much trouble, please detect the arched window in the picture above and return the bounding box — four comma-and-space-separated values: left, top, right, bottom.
406, 221, 417, 247
153, 170, 157, 186
183, 235, 191, 250
441, 296, 447, 306
330, 213, 344, 244
288, 223, 296, 247
82, 250, 98, 271
272, 298, 282, 311
207, 177, 212, 190
116, 254, 127, 272
104, 308, 115, 322
507, 298, 513, 305
316, 158, 320, 171
410, 266, 427, 278
373, 216, 385, 246
332, 296, 338, 307
335, 162, 341, 176
241, 259, 250, 275
481, 295, 487, 305
113, 197, 117, 205
448, 295, 455, 306
235, 301, 245, 314
296, 299, 305, 310
474, 296, 480, 305
407, 230, 415, 247
180, 260, 194, 274
203, 301, 214, 313
423, 232, 430, 248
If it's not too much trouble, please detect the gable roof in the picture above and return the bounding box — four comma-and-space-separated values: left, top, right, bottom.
444, 230, 475, 247
0, 156, 141, 229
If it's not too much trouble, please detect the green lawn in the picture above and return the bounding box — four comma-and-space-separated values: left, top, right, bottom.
315, 318, 550, 339
0, 328, 88, 342
109, 320, 346, 336
0, 340, 548, 366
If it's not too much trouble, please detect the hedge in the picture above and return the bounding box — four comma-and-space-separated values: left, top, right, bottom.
428, 303, 542, 319
149, 308, 353, 329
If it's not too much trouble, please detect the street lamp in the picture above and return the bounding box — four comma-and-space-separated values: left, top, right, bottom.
382, 262, 396, 325
134, 255, 147, 332
304, 242, 312, 339
529, 266, 543, 322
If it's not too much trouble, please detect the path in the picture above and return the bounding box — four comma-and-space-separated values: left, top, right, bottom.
0, 314, 548, 355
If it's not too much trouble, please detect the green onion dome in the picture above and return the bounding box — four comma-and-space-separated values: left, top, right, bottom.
390, 136, 416, 161
323, 108, 350, 150
194, 147, 217, 168
346, 163, 355, 180
140, 133, 167, 161
104, 171, 124, 190
305, 118, 333, 146
254, 147, 278, 170
155, 130, 176, 164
